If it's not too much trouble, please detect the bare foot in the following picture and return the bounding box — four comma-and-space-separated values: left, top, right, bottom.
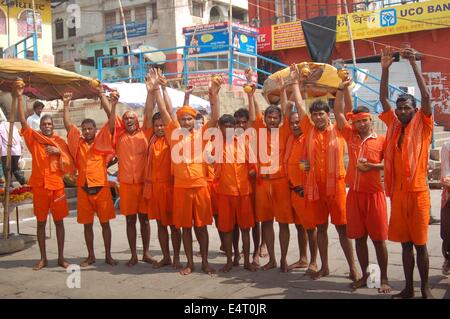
421, 286, 434, 299
80, 256, 96, 267
126, 256, 138, 267
351, 273, 369, 290
305, 262, 318, 274
378, 280, 392, 294
142, 253, 157, 264
33, 259, 48, 271
280, 260, 289, 273
172, 257, 182, 269
262, 260, 277, 271
105, 256, 118, 266
58, 259, 70, 269
219, 245, 226, 254
220, 262, 233, 273
252, 254, 260, 267
233, 254, 240, 267
180, 265, 194, 275
288, 260, 309, 271
392, 288, 415, 299
349, 268, 360, 282
153, 258, 172, 269
202, 263, 216, 275
244, 262, 257, 272
259, 244, 268, 258
310, 268, 330, 280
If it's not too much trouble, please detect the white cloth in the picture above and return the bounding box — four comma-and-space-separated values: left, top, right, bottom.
0, 121, 23, 157
26, 113, 40, 131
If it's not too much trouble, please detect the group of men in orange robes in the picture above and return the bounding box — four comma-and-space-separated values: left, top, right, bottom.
15, 45, 437, 298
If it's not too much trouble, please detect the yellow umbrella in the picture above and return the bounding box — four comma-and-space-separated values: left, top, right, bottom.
0, 58, 102, 101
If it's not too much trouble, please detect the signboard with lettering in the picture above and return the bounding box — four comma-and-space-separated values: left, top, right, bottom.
105, 22, 147, 41
272, 21, 305, 51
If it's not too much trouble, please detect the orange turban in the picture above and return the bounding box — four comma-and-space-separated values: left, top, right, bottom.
176, 105, 197, 118
346, 112, 371, 124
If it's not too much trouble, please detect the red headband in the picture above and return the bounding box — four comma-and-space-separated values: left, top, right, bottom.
346, 112, 371, 123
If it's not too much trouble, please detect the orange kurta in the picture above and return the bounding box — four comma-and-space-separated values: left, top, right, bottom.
67, 125, 115, 224
380, 109, 432, 245
253, 112, 292, 223
166, 120, 212, 228
21, 127, 73, 221
300, 116, 346, 226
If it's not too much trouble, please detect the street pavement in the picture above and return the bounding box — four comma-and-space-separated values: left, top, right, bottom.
0, 189, 448, 299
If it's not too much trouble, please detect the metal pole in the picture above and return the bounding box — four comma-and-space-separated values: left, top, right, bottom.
118, 0, 132, 82
228, 0, 233, 86
342, 0, 357, 67
2, 95, 17, 239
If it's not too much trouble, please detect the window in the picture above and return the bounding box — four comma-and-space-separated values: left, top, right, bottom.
68, 17, 76, 37
105, 11, 116, 28
55, 18, 64, 39
0, 10, 6, 35
275, 0, 296, 23
135, 6, 146, 23
122, 9, 131, 23
150, 3, 157, 20
192, 1, 204, 18
94, 49, 103, 69
17, 10, 42, 38
55, 52, 63, 66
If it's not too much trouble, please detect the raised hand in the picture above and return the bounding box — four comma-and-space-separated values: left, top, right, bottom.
145, 68, 160, 91
244, 68, 253, 83
289, 63, 300, 83
381, 46, 395, 69
157, 69, 168, 88
109, 90, 120, 106
400, 47, 417, 66
12, 78, 25, 97
338, 74, 353, 90
209, 75, 223, 96
62, 91, 73, 105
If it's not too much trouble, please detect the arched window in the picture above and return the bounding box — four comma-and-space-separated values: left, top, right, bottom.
209, 6, 222, 22
0, 9, 6, 35
17, 9, 42, 38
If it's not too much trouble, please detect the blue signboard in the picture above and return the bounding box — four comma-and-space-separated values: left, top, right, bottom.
232, 32, 256, 55
185, 30, 256, 55
106, 22, 147, 41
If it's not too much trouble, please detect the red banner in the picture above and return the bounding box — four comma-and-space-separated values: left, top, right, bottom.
257, 26, 272, 53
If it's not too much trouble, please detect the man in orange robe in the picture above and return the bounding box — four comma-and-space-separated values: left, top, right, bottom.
285, 111, 318, 274
16, 83, 74, 271
152, 72, 221, 275
380, 47, 434, 298
335, 77, 390, 293
290, 64, 358, 281
63, 89, 117, 267
215, 114, 257, 273
140, 70, 181, 269
107, 73, 155, 267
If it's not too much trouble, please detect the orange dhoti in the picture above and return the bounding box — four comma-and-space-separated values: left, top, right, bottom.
141, 182, 174, 226
208, 180, 218, 216
346, 190, 388, 241
291, 190, 316, 230
309, 181, 347, 226
255, 177, 293, 223
389, 190, 430, 245
172, 186, 213, 228
77, 186, 115, 224
32, 187, 69, 222
217, 194, 255, 232
119, 183, 144, 215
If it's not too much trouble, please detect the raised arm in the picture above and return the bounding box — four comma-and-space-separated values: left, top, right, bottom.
206, 75, 223, 129
183, 85, 194, 107
276, 76, 290, 118
143, 72, 156, 129
245, 83, 256, 126
62, 91, 73, 132
108, 92, 117, 134
289, 64, 308, 120
334, 77, 352, 131
159, 71, 176, 121
380, 47, 395, 113
96, 83, 112, 118
402, 47, 431, 116
13, 80, 27, 128
148, 69, 171, 126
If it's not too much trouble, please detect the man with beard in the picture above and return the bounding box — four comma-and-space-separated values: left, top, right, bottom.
290, 64, 359, 282
15, 81, 74, 270
63, 88, 117, 267
156, 75, 221, 275
334, 76, 390, 293
379, 47, 433, 298
108, 72, 156, 267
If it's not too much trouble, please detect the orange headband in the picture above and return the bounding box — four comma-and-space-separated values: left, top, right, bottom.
346, 112, 371, 123
176, 105, 197, 118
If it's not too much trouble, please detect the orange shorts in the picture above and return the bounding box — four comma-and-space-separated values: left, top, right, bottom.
346, 190, 388, 241
255, 177, 293, 223
119, 183, 143, 216
32, 187, 69, 222
389, 190, 430, 245
208, 181, 218, 215
77, 186, 115, 224
172, 186, 213, 228
291, 190, 316, 230
140, 182, 174, 226
310, 181, 347, 226
217, 194, 255, 232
